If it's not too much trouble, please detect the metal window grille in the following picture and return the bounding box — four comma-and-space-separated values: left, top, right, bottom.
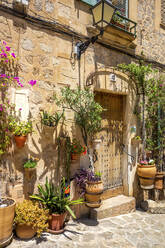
111, 0, 128, 17
161, 0, 165, 24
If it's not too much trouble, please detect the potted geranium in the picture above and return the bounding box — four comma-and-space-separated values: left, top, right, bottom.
30, 177, 83, 234
70, 139, 86, 161
9, 119, 33, 148
137, 160, 156, 189
14, 200, 49, 239
23, 157, 39, 180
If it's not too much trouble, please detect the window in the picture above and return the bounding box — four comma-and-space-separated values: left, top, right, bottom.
80, 0, 128, 18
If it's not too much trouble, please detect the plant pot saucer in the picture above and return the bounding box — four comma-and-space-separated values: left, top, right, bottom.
85, 200, 102, 208
48, 227, 65, 234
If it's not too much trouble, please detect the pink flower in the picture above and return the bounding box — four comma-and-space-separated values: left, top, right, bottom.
0, 74, 6, 77
28, 80, 36, 86
11, 53, 16, 58
19, 108, 22, 111
5, 46, 10, 51
3, 41, 6, 45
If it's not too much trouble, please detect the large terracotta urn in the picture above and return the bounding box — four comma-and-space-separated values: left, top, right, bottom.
137, 164, 157, 189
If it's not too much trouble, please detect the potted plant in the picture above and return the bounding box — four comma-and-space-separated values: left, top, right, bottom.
9, 118, 33, 148
14, 200, 49, 239
74, 169, 103, 208
56, 87, 103, 170
0, 198, 16, 247
111, 11, 130, 31
70, 139, 86, 160
137, 159, 157, 189
23, 157, 39, 180
131, 136, 142, 146
30, 177, 83, 233
40, 110, 64, 128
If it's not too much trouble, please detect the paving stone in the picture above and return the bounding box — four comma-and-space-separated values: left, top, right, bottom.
8, 211, 165, 248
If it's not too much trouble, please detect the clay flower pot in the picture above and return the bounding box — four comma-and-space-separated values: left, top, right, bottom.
48, 213, 66, 233
85, 181, 103, 208
155, 172, 164, 190
71, 153, 80, 161
16, 224, 36, 239
0, 198, 16, 247
137, 164, 157, 189
14, 135, 27, 148
24, 168, 36, 181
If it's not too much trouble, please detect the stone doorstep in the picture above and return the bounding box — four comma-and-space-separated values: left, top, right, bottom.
90, 195, 136, 220
140, 199, 165, 214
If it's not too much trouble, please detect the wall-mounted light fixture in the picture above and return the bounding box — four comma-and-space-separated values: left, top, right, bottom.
75, 0, 117, 60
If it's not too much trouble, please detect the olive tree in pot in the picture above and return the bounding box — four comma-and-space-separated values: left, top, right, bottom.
55, 86, 103, 171
30, 177, 83, 234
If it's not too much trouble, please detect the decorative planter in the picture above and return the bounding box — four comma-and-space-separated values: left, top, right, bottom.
93, 139, 102, 150
48, 213, 66, 233
0, 198, 16, 247
24, 168, 36, 181
71, 153, 80, 161
155, 172, 164, 190
14, 135, 27, 148
131, 138, 141, 146
86, 180, 103, 194
85, 181, 103, 208
137, 164, 157, 189
16, 224, 36, 239
111, 20, 129, 31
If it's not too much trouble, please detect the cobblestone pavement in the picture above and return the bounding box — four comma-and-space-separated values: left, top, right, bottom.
8, 210, 165, 248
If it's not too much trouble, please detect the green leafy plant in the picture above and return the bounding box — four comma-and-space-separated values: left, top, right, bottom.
23, 157, 39, 168
9, 118, 33, 136
40, 110, 64, 127
70, 139, 86, 154
30, 177, 84, 218
14, 200, 49, 237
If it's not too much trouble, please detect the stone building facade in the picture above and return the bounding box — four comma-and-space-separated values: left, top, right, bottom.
0, 0, 164, 209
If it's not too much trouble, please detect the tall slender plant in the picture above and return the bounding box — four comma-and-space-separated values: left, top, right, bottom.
118, 61, 156, 160
55, 86, 103, 170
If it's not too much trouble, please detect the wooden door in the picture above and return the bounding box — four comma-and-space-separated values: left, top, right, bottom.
95, 92, 124, 190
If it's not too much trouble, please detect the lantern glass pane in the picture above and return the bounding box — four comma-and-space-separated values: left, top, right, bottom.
103, 3, 115, 24
92, 2, 103, 24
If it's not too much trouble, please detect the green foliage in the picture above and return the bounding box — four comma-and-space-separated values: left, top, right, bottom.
55, 86, 103, 146
30, 177, 84, 218
23, 157, 39, 168
9, 118, 33, 136
14, 200, 49, 237
70, 139, 86, 154
40, 110, 64, 127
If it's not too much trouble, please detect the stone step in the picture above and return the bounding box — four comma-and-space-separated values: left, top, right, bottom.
140, 199, 165, 214
90, 194, 136, 220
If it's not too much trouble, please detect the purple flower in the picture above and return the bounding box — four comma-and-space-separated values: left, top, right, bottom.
3, 41, 6, 45
11, 53, 16, 58
0, 107, 3, 111
28, 80, 36, 86
5, 46, 10, 51
0, 74, 6, 77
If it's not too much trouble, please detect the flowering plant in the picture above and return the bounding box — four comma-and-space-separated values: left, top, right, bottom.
9, 118, 33, 136
23, 157, 39, 168
139, 160, 148, 165
70, 139, 86, 154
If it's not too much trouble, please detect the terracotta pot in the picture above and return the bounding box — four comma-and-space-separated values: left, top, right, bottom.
0, 198, 16, 245
71, 153, 80, 161
24, 168, 36, 181
14, 135, 27, 148
16, 224, 36, 239
85, 192, 102, 203
137, 164, 157, 189
155, 172, 164, 190
49, 213, 66, 231
86, 181, 103, 194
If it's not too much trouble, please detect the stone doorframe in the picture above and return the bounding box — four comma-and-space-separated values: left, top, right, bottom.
85, 68, 138, 197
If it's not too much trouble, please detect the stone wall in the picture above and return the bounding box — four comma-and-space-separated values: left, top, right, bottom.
0, 0, 162, 204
